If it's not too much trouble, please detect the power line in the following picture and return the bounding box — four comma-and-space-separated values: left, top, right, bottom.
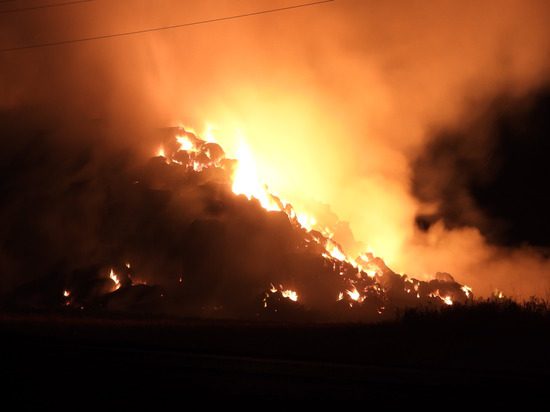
0, 0, 334, 52
0, 0, 94, 14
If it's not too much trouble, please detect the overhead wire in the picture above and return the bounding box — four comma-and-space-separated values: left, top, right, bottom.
0, 0, 94, 14
0, 0, 334, 52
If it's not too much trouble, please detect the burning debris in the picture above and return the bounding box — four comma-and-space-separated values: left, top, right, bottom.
2, 126, 472, 321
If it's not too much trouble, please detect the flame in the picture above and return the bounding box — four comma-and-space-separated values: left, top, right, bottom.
461, 285, 472, 298
166, 129, 390, 278
213, 133, 471, 306
143, 127, 475, 312
268, 284, 299, 302
176, 135, 197, 152
356, 253, 381, 278
63, 290, 70, 297
441, 295, 453, 306
326, 239, 346, 262
296, 213, 316, 232
231, 140, 281, 211
429, 289, 453, 305
109, 269, 121, 291
281, 289, 298, 302
157, 146, 166, 157
203, 123, 217, 143
346, 286, 364, 302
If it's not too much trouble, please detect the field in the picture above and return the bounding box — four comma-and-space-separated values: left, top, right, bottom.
2, 300, 549, 403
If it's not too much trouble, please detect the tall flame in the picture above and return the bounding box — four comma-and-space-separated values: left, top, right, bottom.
148, 126, 474, 313
231, 140, 280, 211
109, 269, 121, 291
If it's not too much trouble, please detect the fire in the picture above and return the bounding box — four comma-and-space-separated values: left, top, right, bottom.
296, 213, 316, 232
356, 253, 381, 278
344, 286, 365, 303
145, 126, 474, 315
461, 285, 472, 298
494, 290, 504, 299
281, 289, 298, 302
268, 284, 299, 302
429, 289, 453, 305
176, 135, 197, 152
231, 140, 281, 212
325, 240, 346, 262
109, 269, 121, 291
158, 127, 343, 241
203, 124, 217, 143
441, 295, 453, 306
346, 287, 361, 301
63, 290, 70, 297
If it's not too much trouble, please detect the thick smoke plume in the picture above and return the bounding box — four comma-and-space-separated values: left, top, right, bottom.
1, 0, 550, 301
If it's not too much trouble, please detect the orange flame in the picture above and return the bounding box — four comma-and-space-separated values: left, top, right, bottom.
429, 289, 453, 305
461, 285, 472, 298
345, 286, 366, 303
109, 268, 121, 291
269, 284, 299, 302
149, 127, 474, 309
281, 289, 298, 302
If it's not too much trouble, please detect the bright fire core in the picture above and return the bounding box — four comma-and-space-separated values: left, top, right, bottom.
150, 125, 472, 310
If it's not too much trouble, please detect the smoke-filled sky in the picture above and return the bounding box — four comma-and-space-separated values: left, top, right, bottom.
2, 0, 550, 299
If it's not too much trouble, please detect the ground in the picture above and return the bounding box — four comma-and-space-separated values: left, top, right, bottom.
2, 302, 549, 403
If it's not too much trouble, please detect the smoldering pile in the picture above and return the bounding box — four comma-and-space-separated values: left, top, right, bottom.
0, 124, 471, 321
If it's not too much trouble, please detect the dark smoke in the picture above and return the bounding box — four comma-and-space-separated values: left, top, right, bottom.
413, 86, 550, 249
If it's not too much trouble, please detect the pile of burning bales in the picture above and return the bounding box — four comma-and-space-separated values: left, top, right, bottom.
2, 127, 472, 321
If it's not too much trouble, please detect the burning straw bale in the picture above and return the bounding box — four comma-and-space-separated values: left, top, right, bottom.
0, 127, 471, 321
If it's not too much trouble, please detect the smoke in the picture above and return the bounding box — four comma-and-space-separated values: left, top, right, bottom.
1, 0, 550, 299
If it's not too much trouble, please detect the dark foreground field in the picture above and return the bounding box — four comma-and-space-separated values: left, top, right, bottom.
2, 301, 549, 403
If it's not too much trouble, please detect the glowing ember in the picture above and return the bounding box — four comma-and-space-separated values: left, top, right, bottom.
109, 269, 121, 291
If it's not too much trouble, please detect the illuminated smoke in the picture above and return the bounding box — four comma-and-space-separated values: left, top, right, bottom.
1, 0, 550, 300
